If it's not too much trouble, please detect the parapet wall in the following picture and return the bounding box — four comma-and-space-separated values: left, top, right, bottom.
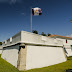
2, 31, 63, 47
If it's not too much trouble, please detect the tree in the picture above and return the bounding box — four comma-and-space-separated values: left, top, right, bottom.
41, 32, 47, 36
0, 42, 2, 45
70, 20, 72, 23
32, 30, 38, 34
48, 33, 51, 36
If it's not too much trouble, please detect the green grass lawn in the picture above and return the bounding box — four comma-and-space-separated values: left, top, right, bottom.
0, 54, 72, 72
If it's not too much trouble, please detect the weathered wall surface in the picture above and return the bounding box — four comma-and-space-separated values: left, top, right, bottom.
65, 49, 72, 56
1, 45, 19, 67
26, 45, 66, 70
17, 45, 27, 71
0, 46, 3, 54
2, 32, 21, 47
56, 38, 72, 45
21, 31, 63, 46
64, 45, 72, 56
2, 31, 63, 47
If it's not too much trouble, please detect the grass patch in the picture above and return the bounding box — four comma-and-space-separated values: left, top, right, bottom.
0, 55, 72, 72
67, 56, 72, 60
0, 54, 1, 57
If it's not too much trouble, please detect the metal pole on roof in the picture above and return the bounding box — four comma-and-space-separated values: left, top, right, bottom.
31, 7, 32, 32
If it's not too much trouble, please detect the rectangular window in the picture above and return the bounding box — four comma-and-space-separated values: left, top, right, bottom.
66, 39, 67, 43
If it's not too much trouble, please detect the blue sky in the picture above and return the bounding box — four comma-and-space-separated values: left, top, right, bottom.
0, 0, 72, 41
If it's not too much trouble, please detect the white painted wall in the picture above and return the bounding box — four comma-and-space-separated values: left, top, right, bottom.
26, 45, 66, 70
56, 38, 72, 45
56, 38, 72, 56
21, 31, 63, 46
0, 50, 2, 54
2, 32, 21, 47
0, 46, 2, 54
65, 49, 72, 57
64, 45, 72, 56
12, 32, 21, 44
1, 45, 19, 67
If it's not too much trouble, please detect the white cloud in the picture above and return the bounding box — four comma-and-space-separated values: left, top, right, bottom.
21, 13, 25, 15
11, 0, 16, 3
66, 34, 72, 37
10, 0, 16, 4
0, 0, 22, 4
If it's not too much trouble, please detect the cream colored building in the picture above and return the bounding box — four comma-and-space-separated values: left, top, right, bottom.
1, 31, 67, 71
49, 35, 72, 57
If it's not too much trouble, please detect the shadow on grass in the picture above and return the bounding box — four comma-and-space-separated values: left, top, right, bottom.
67, 56, 72, 60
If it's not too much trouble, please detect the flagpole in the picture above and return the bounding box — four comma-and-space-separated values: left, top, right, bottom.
31, 8, 32, 32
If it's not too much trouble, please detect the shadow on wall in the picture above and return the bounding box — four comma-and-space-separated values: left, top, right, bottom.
64, 47, 68, 57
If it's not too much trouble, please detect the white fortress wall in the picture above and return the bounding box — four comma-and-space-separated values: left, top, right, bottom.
26, 45, 66, 70
1, 45, 19, 67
